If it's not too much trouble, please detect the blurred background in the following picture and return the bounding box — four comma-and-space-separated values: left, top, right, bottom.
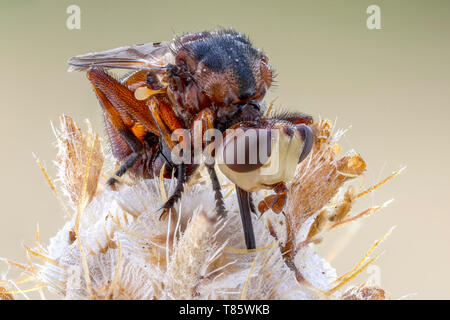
0, 0, 449, 299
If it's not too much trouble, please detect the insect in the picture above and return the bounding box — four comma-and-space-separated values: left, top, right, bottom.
68, 29, 313, 249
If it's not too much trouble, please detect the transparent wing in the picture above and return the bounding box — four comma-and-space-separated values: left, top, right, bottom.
67, 41, 174, 71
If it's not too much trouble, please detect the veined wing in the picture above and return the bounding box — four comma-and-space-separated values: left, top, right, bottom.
67, 41, 174, 71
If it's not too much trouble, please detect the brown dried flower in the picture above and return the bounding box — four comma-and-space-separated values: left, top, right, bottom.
0, 286, 14, 300
54, 115, 104, 212
341, 284, 388, 300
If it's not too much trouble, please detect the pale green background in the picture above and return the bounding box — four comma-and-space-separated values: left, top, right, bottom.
0, 0, 449, 299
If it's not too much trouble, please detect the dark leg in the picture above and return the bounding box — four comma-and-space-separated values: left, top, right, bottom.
206, 164, 226, 218
159, 163, 200, 219
236, 186, 256, 249
248, 192, 257, 214
162, 163, 186, 212
107, 152, 142, 186
106, 129, 143, 186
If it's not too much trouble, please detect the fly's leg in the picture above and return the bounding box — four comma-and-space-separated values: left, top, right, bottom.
206, 164, 226, 218
87, 68, 160, 135
192, 108, 227, 219
107, 140, 142, 186
160, 163, 185, 217
258, 183, 288, 215
147, 98, 193, 217
86, 68, 150, 187
248, 192, 257, 214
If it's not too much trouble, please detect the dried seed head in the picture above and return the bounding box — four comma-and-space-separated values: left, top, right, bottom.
54, 116, 104, 212
0, 287, 14, 300
341, 284, 388, 300
1, 116, 400, 300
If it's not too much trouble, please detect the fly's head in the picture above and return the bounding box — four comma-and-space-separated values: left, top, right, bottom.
216, 119, 314, 192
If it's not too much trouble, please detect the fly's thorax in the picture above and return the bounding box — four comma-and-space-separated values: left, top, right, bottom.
172, 30, 272, 109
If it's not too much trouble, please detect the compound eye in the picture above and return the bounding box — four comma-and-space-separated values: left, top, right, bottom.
296, 124, 314, 163
222, 129, 272, 173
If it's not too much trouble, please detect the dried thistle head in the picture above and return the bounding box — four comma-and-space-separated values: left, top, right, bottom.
53, 116, 104, 213
341, 284, 388, 300
1, 115, 402, 300
0, 287, 14, 300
